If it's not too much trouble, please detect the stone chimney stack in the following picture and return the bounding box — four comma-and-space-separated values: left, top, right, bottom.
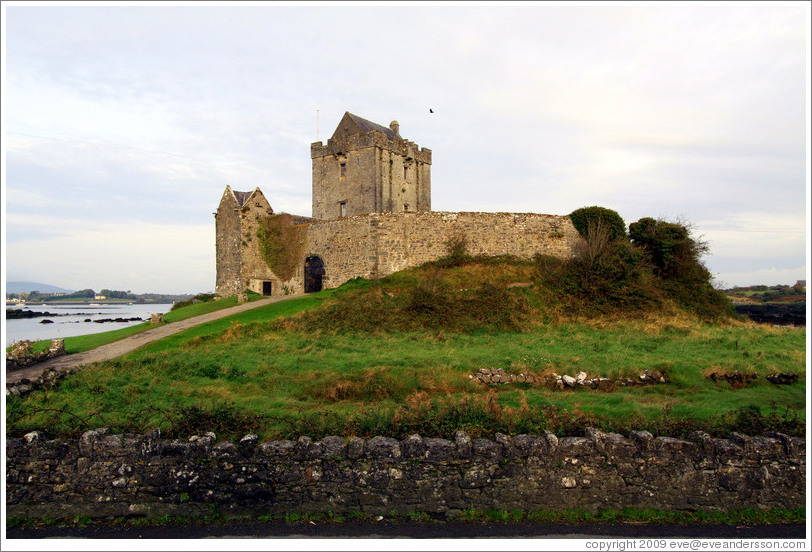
390, 120, 399, 135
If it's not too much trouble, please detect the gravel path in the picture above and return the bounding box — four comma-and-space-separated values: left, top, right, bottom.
6, 295, 298, 385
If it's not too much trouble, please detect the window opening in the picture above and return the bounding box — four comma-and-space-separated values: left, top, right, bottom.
339, 201, 347, 217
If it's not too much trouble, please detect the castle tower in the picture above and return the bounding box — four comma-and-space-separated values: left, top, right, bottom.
214, 185, 276, 297
310, 112, 432, 220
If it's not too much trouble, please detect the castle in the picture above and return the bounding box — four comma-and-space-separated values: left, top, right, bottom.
215, 112, 580, 298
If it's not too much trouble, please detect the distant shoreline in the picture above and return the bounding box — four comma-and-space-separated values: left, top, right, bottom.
8, 300, 171, 306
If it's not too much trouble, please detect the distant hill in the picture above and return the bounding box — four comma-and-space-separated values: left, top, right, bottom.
5, 281, 73, 295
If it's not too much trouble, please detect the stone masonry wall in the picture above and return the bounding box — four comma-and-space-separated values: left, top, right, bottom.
311, 132, 431, 220
214, 194, 243, 297
238, 199, 279, 296
302, 211, 580, 291
6, 429, 804, 519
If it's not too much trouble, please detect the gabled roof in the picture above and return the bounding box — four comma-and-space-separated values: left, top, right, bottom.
222, 185, 270, 210
232, 190, 253, 207
333, 112, 400, 140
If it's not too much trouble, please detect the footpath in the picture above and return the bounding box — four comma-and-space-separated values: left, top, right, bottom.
6, 295, 297, 385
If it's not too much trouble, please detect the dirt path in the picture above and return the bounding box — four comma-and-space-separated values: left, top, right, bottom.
6, 295, 299, 385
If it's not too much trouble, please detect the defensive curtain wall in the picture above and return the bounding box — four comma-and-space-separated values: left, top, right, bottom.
7, 428, 804, 519
303, 210, 580, 291
237, 209, 582, 297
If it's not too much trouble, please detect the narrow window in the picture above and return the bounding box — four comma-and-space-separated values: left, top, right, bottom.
339, 201, 347, 217
403, 165, 408, 179
340, 163, 346, 177
403, 204, 409, 212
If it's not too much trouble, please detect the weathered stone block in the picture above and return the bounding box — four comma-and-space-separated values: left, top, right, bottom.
423, 438, 456, 462
400, 434, 426, 458
472, 438, 501, 460
364, 437, 401, 460
257, 440, 296, 458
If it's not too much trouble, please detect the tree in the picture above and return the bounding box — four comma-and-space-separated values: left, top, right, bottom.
569, 206, 627, 241
628, 217, 707, 279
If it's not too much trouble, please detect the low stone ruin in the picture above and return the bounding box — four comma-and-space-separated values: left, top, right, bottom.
766, 373, 799, 385
705, 371, 799, 386
5, 339, 66, 372
550, 369, 667, 390
707, 370, 759, 386
469, 368, 667, 390
469, 367, 536, 385
150, 313, 165, 325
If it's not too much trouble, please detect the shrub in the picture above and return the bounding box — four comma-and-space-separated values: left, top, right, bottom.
629, 217, 703, 279
569, 206, 627, 241
428, 235, 471, 268
628, 217, 732, 319
170, 293, 217, 311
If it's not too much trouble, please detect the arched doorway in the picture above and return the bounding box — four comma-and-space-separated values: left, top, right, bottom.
304, 256, 325, 293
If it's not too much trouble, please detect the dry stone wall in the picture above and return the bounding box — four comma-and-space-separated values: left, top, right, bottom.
6, 428, 804, 519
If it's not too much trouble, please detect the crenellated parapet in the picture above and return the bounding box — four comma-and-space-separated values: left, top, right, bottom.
311, 132, 432, 165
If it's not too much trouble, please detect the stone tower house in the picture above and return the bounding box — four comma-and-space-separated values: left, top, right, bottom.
311, 112, 432, 219
214, 186, 276, 297
215, 112, 580, 298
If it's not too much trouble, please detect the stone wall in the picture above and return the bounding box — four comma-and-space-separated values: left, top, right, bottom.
5, 339, 65, 373
302, 211, 580, 291
6, 428, 804, 519
215, 188, 278, 297
214, 192, 243, 297
311, 126, 431, 220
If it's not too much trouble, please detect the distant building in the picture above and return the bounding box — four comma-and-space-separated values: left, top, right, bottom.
794, 280, 806, 288
94, 295, 107, 300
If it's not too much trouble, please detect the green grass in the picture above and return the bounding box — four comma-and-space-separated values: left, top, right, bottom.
6, 260, 806, 441
7, 312, 804, 440
7, 507, 804, 528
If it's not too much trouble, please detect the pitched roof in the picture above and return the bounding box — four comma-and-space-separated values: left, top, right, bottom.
345, 112, 400, 140
232, 190, 253, 207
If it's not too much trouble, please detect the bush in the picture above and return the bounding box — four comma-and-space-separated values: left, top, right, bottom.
569, 206, 627, 241
629, 217, 701, 279
170, 293, 217, 311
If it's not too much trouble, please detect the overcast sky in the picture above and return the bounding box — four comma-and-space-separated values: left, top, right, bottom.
2, 2, 809, 294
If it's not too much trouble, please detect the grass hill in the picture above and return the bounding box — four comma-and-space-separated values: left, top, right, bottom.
5, 211, 804, 441
7, 255, 805, 442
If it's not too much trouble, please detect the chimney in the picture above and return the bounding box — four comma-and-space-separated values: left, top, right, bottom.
389, 120, 400, 135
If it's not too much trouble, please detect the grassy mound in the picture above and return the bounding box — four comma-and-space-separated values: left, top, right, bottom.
285, 250, 733, 336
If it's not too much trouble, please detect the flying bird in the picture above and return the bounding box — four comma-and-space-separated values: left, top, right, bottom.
429, 108, 434, 113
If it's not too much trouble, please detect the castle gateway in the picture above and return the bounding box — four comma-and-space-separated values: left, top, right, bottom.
215, 112, 580, 297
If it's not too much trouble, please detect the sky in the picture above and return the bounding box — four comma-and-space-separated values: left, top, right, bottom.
2, 1, 809, 294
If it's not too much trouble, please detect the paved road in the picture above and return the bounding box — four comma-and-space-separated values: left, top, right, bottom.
6, 295, 298, 385
5, 521, 806, 539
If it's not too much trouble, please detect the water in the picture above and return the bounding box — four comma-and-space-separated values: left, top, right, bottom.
4, 303, 174, 347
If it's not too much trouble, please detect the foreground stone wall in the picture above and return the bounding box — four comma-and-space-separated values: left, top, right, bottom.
302, 211, 580, 291
6, 428, 804, 519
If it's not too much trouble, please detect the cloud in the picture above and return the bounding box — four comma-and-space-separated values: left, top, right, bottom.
3, 3, 808, 292
5, 215, 213, 294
